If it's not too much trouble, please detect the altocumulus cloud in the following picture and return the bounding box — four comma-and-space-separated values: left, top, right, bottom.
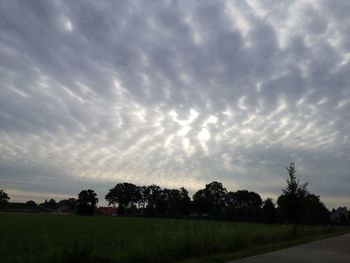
0, 0, 349, 208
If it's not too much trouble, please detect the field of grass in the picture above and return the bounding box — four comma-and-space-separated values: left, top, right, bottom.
0, 213, 347, 263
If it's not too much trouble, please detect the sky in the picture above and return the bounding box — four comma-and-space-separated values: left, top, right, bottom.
0, 0, 349, 209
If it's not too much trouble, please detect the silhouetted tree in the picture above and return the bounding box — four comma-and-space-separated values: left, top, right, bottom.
59, 198, 77, 211
40, 199, 58, 210
193, 189, 212, 215
278, 163, 330, 224
77, 189, 98, 216
224, 191, 237, 218
0, 189, 10, 209
160, 188, 190, 216
25, 200, 38, 208
228, 190, 262, 209
104, 183, 191, 217
193, 181, 227, 216
302, 194, 330, 224
262, 198, 276, 223
137, 186, 148, 215
156, 188, 172, 215
105, 183, 140, 214
48, 199, 57, 209
225, 191, 236, 207
206, 181, 227, 215
248, 192, 263, 208
277, 163, 308, 223
153, 188, 167, 215
179, 187, 191, 216
224, 190, 262, 220
144, 185, 162, 215
283, 163, 308, 196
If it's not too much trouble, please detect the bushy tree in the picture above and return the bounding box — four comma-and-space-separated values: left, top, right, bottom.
226, 190, 262, 209
25, 200, 38, 208
40, 199, 58, 210
303, 194, 330, 224
193, 181, 227, 216
193, 189, 212, 215
205, 181, 227, 210
59, 198, 77, 211
160, 188, 190, 216
262, 198, 276, 223
105, 183, 140, 214
179, 187, 191, 216
105, 183, 190, 217
0, 189, 10, 209
77, 189, 98, 216
224, 190, 262, 220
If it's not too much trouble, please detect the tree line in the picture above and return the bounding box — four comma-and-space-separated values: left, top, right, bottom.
0, 163, 336, 224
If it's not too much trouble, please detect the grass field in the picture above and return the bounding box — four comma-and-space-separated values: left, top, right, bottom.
0, 213, 347, 263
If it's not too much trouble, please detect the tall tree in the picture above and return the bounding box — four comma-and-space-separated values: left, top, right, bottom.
0, 189, 10, 209
277, 163, 308, 223
282, 163, 308, 196
77, 189, 98, 216
179, 187, 191, 216
278, 163, 330, 224
143, 184, 162, 215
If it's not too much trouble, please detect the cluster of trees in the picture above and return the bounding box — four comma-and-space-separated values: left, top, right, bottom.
79, 163, 329, 224
101, 164, 329, 224
0, 194, 78, 213
102, 181, 275, 222
0, 163, 334, 224
105, 183, 191, 216
192, 182, 264, 221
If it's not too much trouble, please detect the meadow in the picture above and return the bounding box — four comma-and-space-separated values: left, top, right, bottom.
0, 213, 346, 263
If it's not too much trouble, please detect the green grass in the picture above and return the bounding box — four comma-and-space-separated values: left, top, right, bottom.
0, 213, 347, 263
178, 230, 350, 263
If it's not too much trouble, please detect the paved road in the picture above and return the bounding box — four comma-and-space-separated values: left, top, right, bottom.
228, 233, 350, 263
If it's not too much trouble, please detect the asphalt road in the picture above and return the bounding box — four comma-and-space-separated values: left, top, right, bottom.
228, 233, 350, 263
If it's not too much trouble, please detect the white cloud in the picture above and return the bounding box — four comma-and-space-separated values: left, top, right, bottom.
0, 0, 349, 208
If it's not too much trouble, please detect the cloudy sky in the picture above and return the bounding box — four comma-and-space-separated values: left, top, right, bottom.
1, 0, 349, 208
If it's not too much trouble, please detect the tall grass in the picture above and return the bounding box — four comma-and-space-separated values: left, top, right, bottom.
0, 213, 344, 263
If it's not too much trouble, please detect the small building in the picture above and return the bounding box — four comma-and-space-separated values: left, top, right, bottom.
96, 207, 117, 216
331, 207, 349, 225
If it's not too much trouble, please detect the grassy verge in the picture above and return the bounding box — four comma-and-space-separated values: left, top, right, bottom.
0, 213, 348, 263
177, 229, 350, 263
